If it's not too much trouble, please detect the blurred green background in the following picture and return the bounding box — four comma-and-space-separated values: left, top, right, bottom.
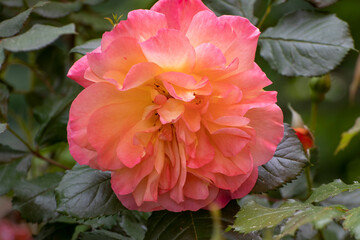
1, 0, 359, 185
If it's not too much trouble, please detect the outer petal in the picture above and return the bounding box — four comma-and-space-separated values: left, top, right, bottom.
114, 10, 168, 42
87, 37, 146, 86
151, 0, 209, 32
67, 47, 101, 88
219, 15, 260, 70
186, 11, 236, 53
140, 29, 195, 72
231, 167, 258, 198
246, 105, 284, 166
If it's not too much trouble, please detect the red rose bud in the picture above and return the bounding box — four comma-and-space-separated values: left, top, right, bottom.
293, 127, 315, 151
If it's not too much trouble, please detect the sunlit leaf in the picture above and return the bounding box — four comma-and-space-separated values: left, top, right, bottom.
306, 179, 360, 204
12, 172, 63, 222
203, 0, 258, 25
335, 117, 360, 154
252, 124, 308, 193
276, 205, 346, 240
232, 201, 304, 233
56, 165, 124, 219
0, 8, 32, 38
343, 207, 360, 240
70, 39, 101, 55
259, 11, 354, 77
2, 24, 76, 52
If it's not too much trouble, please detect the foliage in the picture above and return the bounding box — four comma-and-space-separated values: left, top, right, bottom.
0, 0, 359, 239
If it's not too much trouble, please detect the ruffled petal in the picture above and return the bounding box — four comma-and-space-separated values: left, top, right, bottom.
246, 105, 284, 166
186, 11, 236, 53
151, 0, 209, 32
140, 29, 195, 72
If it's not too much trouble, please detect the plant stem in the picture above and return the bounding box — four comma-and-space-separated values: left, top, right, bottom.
7, 125, 70, 170
257, 0, 272, 30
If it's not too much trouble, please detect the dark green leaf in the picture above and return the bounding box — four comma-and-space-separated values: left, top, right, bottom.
0, 83, 9, 122
120, 211, 147, 240
0, 0, 23, 7
145, 202, 240, 240
56, 165, 124, 219
259, 11, 354, 76
0, 156, 31, 195
232, 201, 304, 234
343, 207, 360, 239
306, 179, 360, 204
35, 222, 76, 240
34, 93, 75, 146
33, 1, 82, 19
306, 0, 338, 8
0, 143, 27, 164
12, 172, 63, 222
2, 24, 76, 52
273, 0, 287, 5
203, 0, 258, 25
70, 38, 101, 55
0, 8, 32, 38
252, 123, 308, 193
83, 0, 105, 5
276, 205, 346, 240
0, 46, 4, 69
79, 230, 131, 240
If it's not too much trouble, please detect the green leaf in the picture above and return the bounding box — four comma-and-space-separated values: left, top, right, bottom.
0, 144, 27, 164
2, 23, 76, 52
120, 211, 147, 240
203, 0, 258, 25
56, 165, 124, 219
12, 172, 63, 222
36, 222, 77, 240
0, 0, 23, 7
0, 9, 32, 38
335, 117, 360, 154
252, 123, 308, 193
276, 205, 346, 239
79, 230, 131, 240
83, 0, 105, 5
232, 201, 304, 233
34, 93, 75, 146
259, 11, 354, 77
0, 46, 4, 69
343, 207, 360, 239
33, 1, 82, 19
70, 39, 101, 55
0, 83, 9, 123
145, 202, 240, 240
0, 156, 31, 195
0, 123, 6, 134
306, 179, 360, 204
306, 0, 338, 8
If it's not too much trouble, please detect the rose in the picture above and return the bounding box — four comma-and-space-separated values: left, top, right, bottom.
67, 0, 284, 212
0, 219, 32, 240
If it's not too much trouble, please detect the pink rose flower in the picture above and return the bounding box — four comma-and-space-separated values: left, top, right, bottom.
67, 0, 284, 212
